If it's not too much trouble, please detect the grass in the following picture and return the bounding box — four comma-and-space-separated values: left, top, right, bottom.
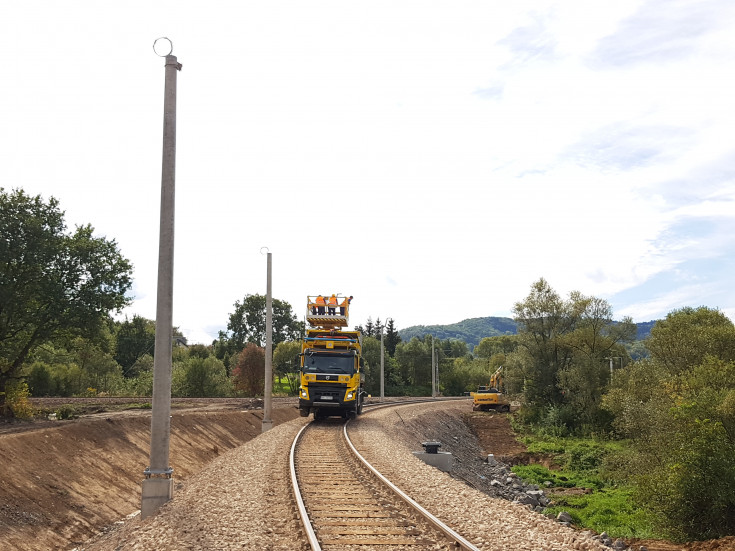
512, 428, 663, 540
548, 486, 658, 539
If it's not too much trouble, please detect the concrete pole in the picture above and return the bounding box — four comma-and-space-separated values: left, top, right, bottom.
262, 251, 273, 432
431, 336, 436, 398
380, 329, 385, 401
142, 50, 181, 520
435, 349, 439, 396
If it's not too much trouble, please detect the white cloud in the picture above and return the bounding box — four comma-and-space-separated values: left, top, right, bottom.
2, 0, 735, 342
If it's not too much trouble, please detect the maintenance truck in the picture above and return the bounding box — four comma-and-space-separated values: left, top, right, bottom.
472, 366, 511, 412
298, 295, 364, 419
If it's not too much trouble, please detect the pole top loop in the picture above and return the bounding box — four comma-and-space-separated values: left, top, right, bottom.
260, 246, 270, 255
153, 37, 173, 57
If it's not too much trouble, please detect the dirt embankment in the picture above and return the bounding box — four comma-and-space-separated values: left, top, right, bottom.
0, 402, 300, 551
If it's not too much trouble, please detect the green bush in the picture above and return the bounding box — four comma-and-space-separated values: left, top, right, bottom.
5, 380, 35, 419
547, 487, 658, 539
55, 405, 79, 420
565, 442, 605, 472
512, 464, 604, 490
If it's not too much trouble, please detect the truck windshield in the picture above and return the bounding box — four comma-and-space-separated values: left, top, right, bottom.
303, 354, 355, 375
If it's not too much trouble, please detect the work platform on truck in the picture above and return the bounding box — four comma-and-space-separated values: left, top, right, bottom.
306, 294, 352, 330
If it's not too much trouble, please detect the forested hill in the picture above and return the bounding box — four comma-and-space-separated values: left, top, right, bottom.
398, 317, 658, 348
398, 317, 517, 347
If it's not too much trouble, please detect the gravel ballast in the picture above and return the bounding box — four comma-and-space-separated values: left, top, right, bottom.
347, 401, 609, 551
81, 400, 608, 551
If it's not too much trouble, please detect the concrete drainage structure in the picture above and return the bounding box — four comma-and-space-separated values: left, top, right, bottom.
413, 441, 453, 472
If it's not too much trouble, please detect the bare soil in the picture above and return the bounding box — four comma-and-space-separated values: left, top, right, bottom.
0, 398, 300, 551
1, 400, 733, 551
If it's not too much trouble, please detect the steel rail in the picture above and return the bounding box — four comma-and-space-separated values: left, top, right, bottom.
290, 397, 479, 551
289, 424, 322, 551
343, 413, 480, 551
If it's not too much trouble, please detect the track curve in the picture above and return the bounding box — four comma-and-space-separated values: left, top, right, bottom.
291, 403, 480, 550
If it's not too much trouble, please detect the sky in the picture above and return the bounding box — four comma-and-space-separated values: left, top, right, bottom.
2, 1, 735, 344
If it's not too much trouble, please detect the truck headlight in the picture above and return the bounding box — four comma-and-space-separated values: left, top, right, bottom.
346, 391, 353, 400
301, 389, 308, 398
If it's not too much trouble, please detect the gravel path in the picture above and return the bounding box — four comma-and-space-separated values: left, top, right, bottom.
81, 400, 608, 551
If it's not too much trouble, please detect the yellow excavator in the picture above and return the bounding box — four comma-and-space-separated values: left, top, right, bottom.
472, 366, 511, 412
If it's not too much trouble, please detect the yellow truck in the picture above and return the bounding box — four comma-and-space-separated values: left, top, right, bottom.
472, 366, 511, 412
298, 295, 364, 420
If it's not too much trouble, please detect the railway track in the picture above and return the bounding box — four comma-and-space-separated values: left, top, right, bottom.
290, 405, 479, 551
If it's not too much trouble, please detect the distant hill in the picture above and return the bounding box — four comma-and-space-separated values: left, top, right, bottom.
398, 317, 517, 348
398, 316, 659, 349
634, 320, 656, 340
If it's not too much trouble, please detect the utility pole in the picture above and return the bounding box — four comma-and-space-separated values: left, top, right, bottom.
262, 249, 273, 432
605, 356, 622, 376
142, 38, 181, 519
435, 348, 439, 397
380, 327, 385, 401
431, 336, 436, 398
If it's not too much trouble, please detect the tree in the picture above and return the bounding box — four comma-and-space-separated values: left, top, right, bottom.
512, 279, 634, 430
231, 343, 265, 397
188, 344, 211, 359
558, 292, 635, 428
222, 294, 303, 353
273, 340, 301, 395
0, 189, 132, 415
394, 337, 432, 389
363, 317, 375, 338
646, 306, 735, 376
114, 316, 156, 377
512, 278, 571, 409
172, 356, 231, 397
384, 318, 401, 356
602, 309, 735, 540
475, 335, 518, 359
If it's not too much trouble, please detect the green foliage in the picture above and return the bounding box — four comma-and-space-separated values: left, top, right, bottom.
512, 464, 604, 490
172, 356, 232, 397
547, 488, 657, 539
221, 294, 303, 355
55, 404, 80, 420
273, 341, 301, 395
113, 369, 153, 396
394, 337, 432, 387
513, 427, 656, 539
188, 344, 211, 359
22, 337, 125, 398
384, 318, 401, 356
4, 380, 35, 418
602, 308, 735, 541
113, 316, 156, 376
440, 358, 497, 396
646, 306, 735, 376
475, 335, 518, 358
0, 188, 132, 414
511, 279, 634, 434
